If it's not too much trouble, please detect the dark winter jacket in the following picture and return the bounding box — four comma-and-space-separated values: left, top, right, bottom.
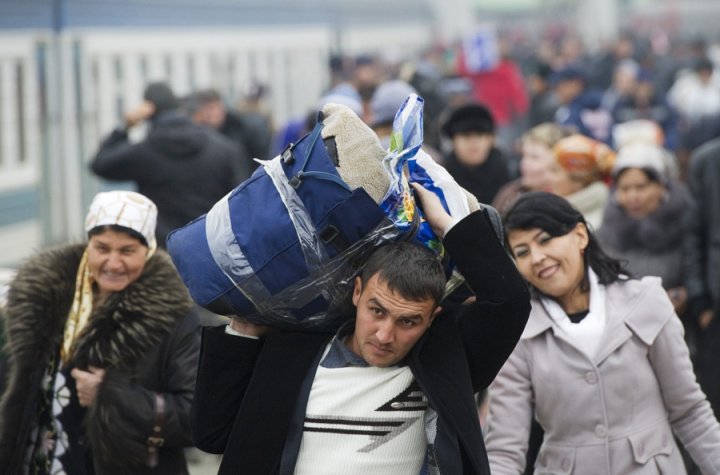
191, 210, 531, 475
684, 137, 720, 318
443, 148, 511, 205
0, 245, 199, 474
220, 110, 271, 165
91, 111, 251, 246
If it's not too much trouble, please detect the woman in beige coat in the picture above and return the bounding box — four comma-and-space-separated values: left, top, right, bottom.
485, 191, 720, 474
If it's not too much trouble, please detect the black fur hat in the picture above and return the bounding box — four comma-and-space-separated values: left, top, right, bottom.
441, 102, 495, 138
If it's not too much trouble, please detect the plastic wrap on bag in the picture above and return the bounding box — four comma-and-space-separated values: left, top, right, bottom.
379, 94, 467, 294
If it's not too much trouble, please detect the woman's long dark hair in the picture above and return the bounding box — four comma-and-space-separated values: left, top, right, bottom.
503, 192, 627, 295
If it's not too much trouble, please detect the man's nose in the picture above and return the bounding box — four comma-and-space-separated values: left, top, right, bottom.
376, 320, 395, 344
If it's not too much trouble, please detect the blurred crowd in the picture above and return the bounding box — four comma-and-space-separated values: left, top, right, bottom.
2, 25, 720, 474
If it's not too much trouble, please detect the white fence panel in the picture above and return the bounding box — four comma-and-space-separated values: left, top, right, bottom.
0, 34, 42, 189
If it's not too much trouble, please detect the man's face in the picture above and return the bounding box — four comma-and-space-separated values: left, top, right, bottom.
347, 274, 440, 367
197, 100, 226, 128
554, 79, 583, 105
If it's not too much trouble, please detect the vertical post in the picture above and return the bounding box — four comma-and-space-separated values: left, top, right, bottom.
44, 0, 84, 245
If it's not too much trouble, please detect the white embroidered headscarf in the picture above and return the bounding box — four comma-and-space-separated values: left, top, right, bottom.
60, 191, 158, 364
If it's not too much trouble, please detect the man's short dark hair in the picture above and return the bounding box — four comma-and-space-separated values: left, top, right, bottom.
360, 242, 446, 307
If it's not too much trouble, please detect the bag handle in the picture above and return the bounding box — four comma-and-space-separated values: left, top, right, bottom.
284, 112, 351, 192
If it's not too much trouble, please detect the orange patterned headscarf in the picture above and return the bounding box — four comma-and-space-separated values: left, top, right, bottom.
553, 134, 616, 186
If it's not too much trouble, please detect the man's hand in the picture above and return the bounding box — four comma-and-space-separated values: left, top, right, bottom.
124, 101, 156, 128
71, 366, 106, 407
411, 182, 453, 238
230, 316, 271, 337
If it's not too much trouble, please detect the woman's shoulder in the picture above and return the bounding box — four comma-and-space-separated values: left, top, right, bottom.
606, 276, 675, 345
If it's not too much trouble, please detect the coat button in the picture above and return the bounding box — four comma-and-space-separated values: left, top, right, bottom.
561, 458, 571, 471
585, 371, 598, 384
390, 402, 405, 409
594, 424, 607, 438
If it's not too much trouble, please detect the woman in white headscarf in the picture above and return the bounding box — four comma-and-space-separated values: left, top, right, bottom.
0, 191, 199, 475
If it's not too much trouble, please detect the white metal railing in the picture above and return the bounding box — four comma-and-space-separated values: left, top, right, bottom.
0, 33, 43, 190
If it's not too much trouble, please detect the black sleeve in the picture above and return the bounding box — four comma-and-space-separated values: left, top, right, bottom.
190, 325, 264, 453
90, 128, 150, 182
442, 209, 531, 391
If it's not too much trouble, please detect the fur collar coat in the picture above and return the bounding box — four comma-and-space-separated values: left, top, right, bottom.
0, 244, 197, 474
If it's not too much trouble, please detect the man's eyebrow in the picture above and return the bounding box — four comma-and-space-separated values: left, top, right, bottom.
367, 297, 425, 320
368, 298, 387, 313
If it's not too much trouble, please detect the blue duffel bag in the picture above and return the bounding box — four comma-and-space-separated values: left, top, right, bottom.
166, 115, 409, 330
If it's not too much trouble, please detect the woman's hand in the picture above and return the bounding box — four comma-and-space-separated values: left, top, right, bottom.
71, 366, 106, 407
411, 183, 454, 239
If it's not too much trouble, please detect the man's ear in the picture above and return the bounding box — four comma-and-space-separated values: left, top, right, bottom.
428, 306, 442, 326
352, 276, 362, 306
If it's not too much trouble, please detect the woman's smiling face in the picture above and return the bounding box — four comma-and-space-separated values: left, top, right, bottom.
508, 223, 589, 309
87, 228, 148, 298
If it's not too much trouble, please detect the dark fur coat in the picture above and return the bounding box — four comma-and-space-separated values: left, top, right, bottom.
0, 244, 198, 474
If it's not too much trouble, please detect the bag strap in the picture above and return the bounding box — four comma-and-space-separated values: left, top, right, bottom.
285, 112, 351, 192
147, 393, 165, 467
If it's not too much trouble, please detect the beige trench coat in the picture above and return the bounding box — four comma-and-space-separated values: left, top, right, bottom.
485, 277, 720, 474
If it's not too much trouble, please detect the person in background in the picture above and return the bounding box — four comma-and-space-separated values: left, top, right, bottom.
368, 79, 418, 149
353, 54, 382, 121
457, 37, 529, 150
493, 123, 569, 215
0, 191, 199, 474
598, 143, 691, 315
187, 88, 268, 165
552, 66, 614, 144
526, 62, 558, 128
234, 81, 274, 165
486, 191, 720, 474
684, 136, 720, 421
613, 71, 679, 152
90, 82, 249, 247
548, 134, 615, 230
668, 57, 720, 153
600, 59, 639, 116
440, 103, 512, 204
271, 84, 364, 157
